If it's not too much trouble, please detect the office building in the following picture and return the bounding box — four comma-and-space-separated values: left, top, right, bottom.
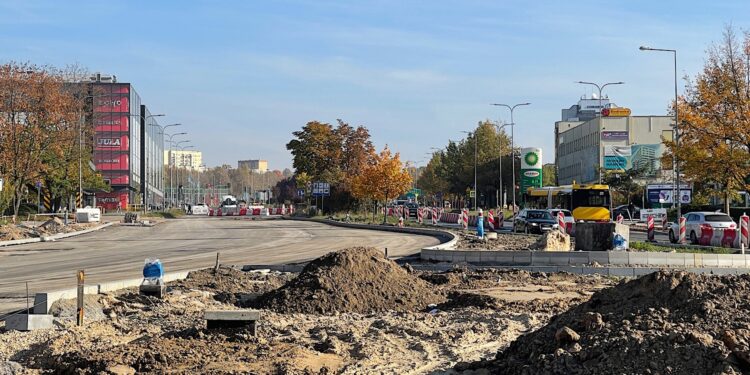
555, 107, 674, 185
165, 149, 203, 171
85, 74, 164, 210
238, 159, 268, 173
561, 95, 613, 122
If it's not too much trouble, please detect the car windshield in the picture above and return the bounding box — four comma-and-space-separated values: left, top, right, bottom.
551, 210, 572, 217
528, 211, 552, 220
705, 214, 733, 222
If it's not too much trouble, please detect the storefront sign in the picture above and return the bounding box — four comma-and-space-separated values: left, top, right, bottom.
601, 107, 631, 117
601, 131, 629, 141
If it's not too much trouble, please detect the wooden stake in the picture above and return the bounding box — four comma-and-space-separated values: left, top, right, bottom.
76, 270, 85, 326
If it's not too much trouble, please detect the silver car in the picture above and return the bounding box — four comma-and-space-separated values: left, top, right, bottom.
668, 211, 736, 244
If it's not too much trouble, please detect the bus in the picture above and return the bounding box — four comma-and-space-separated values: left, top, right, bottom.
524, 183, 611, 222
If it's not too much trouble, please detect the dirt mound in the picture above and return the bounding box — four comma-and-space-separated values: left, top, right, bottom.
0, 225, 31, 241
171, 267, 292, 305
529, 230, 571, 251
255, 247, 446, 314
461, 271, 750, 374
455, 232, 537, 250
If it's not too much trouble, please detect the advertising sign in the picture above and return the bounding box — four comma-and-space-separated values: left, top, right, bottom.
94, 96, 129, 113
95, 154, 129, 171
95, 135, 129, 151
520, 147, 543, 195
647, 184, 691, 204
95, 191, 129, 210
639, 208, 668, 222
603, 145, 632, 170
94, 115, 129, 132
601, 131, 629, 141
601, 107, 632, 117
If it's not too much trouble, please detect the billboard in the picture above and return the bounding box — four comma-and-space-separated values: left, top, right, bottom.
601, 131, 629, 141
96, 191, 129, 210
520, 147, 542, 195
95, 153, 129, 171
647, 184, 691, 204
94, 115, 129, 132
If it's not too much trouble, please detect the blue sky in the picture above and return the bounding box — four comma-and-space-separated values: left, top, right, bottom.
1, 0, 748, 170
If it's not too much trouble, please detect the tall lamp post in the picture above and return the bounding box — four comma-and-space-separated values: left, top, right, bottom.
493, 122, 510, 208
576, 81, 624, 184
639, 45, 681, 219
164, 134, 188, 206
177, 144, 195, 206
491, 102, 530, 212
461, 131, 478, 210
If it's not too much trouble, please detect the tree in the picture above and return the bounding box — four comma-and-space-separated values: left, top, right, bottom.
351, 146, 412, 222
0, 62, 84, 217
663, 27, 750, 213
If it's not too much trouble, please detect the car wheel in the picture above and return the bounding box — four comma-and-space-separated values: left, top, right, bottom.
690, 231, 698, 244
669, 229, 677, 244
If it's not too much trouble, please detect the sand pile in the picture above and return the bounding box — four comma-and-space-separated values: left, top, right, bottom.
529, 230, 571, 251
255, 247, 446, 314
460, 271, 750, 374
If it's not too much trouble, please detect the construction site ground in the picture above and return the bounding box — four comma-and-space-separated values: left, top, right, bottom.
0, 249, 616, 374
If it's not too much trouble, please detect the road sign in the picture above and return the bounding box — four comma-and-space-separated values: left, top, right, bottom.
35, 181, 42, 189
409, 188, 422, 196
297, 189, 305, 197
312, 182, 330, 197
469, 190, 476, 198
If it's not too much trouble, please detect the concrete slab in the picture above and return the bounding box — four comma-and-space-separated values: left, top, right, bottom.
608, 268, 635, 277
627, 252, 648, 266
702, 254, 719, 267
587, 252, 609, 265
5, 314, 54, 331
205, 309, 261, 333
663, 254, 687, 267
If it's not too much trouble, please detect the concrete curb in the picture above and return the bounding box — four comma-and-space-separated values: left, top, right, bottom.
40, 222, 114, 242
420, 248, 750, 269
32, 269, 197, 314
0, 221, 115, 247
405, 263, 750, 277
284, 216, 456, 245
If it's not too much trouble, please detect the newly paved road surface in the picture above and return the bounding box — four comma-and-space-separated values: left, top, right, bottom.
0, 217, 439, 314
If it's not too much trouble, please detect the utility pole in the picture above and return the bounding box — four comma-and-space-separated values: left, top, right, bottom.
576, 81, 624, 184
491, 103, 530, 212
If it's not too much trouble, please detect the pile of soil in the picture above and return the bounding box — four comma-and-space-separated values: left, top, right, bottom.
171, 267, 292, 305
0, 225, 30, 241
529, 230, 572, 251
255, 247, 446, 314
455, 232, 537, 250
461, 271, 750, 374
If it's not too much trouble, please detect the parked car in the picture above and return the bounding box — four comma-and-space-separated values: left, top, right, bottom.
405, 202, 419, 217
668, 211, 736, 244
513, 209, 559, 234
612, 204, 641, 221
547, 208, 575, 228
190, 203, 210, 215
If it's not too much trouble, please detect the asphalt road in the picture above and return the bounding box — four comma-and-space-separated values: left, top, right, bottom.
0, 217, 439, 315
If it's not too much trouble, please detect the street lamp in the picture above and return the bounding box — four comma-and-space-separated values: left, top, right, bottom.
177, 144, 195, 206
461, 131, 478, 210
165, 135, 188, 206
494, 122, 511, 209
640, 45, 681, 220
491, 102, 530, 212
576, 81, 624, 183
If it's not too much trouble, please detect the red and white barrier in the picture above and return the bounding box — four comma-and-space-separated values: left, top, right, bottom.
417, 208, 423, 224
462, 209, 469, 229
679, 216, 686, 244
432, 208, 438, 225
662, 215, 668, 230
487, 210, 495, 231
741, 213, 749, 249
616, 213, 624, 224
647, 215, 655, 242
558, 211, 566, 234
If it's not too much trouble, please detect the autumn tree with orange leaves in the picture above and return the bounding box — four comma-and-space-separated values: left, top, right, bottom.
0, 62, 99, 217
351, 146, 412, 222
663, 27, 750, 213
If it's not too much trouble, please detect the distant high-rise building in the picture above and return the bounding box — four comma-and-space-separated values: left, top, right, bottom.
165, 150, 203, 171
238, 159, 268, 173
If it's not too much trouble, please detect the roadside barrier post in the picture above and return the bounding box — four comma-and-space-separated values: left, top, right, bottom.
616, 213, 623, 224
647, 215, 655, 242
679, 216, 687, 244
487, 210, 495, 231
661, 214, 668, 230
417, 208, 423, 224
432, 208, 438, 225
558, 211, 566, 234
462, 209, 469, 230
77, 270, 85, 326
741, 213, 749, 249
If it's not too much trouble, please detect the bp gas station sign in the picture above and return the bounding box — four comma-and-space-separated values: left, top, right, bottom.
520, 147, 543, 198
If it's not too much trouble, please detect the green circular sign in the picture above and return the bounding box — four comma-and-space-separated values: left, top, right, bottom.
524, 151, 539, 166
